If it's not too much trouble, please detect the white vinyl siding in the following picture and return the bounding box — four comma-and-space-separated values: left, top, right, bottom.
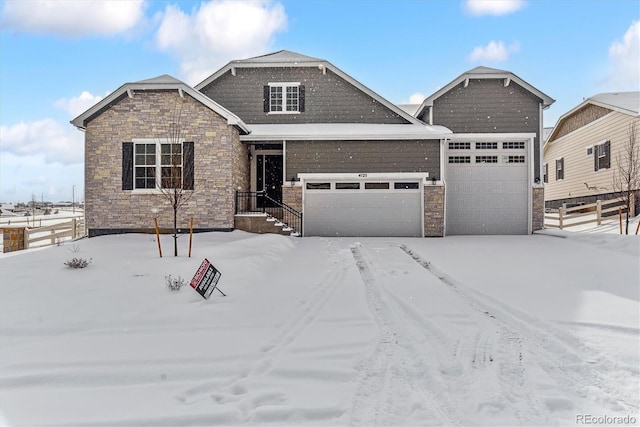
543, 112, 638, 202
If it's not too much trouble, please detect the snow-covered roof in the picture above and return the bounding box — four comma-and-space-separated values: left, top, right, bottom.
233, 50, 324, 64
588, 92, 639, 116
195, 50, 426, 126
240, 123, 452, 141
545, 92, 639, 146
415, 67, 555, 119
396, 104, 421, 116
71, 75, 250, 134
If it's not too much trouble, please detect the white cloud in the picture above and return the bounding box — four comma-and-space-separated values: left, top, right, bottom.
55, 92, 105, 118
607, 20, 640, 90
155, 0, 287, 85
407, 92, 426, 104
0, 119, 83, 165
1, 0, 145, 37
464, 0, 525, 16
468, 40, 520, 62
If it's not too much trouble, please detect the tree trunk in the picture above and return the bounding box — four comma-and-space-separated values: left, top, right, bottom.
173, 205, 178, 256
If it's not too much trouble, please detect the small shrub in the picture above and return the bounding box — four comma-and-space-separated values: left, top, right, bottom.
64, 257, 91, 268
166, 275, 186, 291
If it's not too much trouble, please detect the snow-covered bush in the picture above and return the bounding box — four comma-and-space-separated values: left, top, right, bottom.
64, 257, 91, 268
165, 275, 186, 291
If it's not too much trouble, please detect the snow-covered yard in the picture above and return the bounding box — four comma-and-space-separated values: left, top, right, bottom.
0, 230, 638, 426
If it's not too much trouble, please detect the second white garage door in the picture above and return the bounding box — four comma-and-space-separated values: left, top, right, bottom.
445, 140, 531, 235
302, 174, 425, 237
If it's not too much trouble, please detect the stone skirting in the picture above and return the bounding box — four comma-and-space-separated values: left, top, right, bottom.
532, 186, 544, 232
234, 214, 291, 235
2, 227, 26, 252
282, 185, 302, 212
424, 184, 445, 237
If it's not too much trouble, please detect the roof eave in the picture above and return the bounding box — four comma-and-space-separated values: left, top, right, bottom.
416, 71, 555, 118
71, 81, 251, 134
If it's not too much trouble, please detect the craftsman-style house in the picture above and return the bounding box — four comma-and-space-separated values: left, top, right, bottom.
72, 50, 554, 237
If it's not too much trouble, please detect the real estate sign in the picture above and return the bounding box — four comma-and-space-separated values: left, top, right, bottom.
189, 258, 224, 299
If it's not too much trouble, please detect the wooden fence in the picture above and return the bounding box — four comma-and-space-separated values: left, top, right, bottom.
26, 218, 85, 247
2, 218, 85, 252
544, 196, 634, 230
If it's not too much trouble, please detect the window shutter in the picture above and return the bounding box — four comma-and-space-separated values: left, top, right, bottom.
263, 86, 270, 112
299, 85, 305, 112
594, 145, 599, 171
183, 142, 194, 190
122, 142, 133, 190
604, 140, 611, 169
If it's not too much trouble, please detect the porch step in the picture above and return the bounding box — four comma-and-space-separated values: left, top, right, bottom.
234, 213, 293, 236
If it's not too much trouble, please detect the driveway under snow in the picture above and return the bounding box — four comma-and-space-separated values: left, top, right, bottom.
0, 231, 638, 426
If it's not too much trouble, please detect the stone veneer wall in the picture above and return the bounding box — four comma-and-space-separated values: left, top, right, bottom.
281, 185, 302, 212
2, 227, 26, 252
424, 184, 445, 237
84, 90, 248, 235
532, 186, 544, 232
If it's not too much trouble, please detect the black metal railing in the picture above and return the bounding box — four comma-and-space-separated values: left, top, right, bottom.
235, 191, 303, 236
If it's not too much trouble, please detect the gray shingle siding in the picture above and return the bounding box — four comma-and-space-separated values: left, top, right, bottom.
428, 79, 542, 181
200, 67, 408, 125
286, 140, 440, 178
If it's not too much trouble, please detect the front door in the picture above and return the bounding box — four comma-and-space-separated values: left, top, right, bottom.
256, 154, 283, 205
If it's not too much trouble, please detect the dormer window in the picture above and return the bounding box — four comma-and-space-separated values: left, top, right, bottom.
264, 83, 305, 114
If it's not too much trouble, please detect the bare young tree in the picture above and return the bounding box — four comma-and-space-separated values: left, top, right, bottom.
613, 121, 640, 234
157, 101, 195, 256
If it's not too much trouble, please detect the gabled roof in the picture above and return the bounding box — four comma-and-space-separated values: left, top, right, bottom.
194, 50, 426, 126
71, 74, 250, 134
545, 91, 639, 145
234, 50, 324, 64
415, 66, 555, 118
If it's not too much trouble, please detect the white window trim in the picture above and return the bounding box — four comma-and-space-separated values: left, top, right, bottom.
132, 138, 185, 193
268, 82, 300, 115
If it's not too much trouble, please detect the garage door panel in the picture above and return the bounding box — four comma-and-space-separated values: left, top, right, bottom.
446, 145, 529, 235
304, 191, 422, 237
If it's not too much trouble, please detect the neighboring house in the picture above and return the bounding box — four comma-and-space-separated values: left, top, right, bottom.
72, 51, 554, 237
543, 92, 640, 211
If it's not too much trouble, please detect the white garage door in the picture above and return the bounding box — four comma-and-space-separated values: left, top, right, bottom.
445, 141, 530, 235
302, 176, 424, 237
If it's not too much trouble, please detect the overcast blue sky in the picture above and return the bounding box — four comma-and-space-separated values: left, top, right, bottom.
1, 0, 638, 203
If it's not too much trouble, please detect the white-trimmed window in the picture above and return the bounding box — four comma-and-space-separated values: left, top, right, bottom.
594, 141, 611, 171
123, 139, 193, 191
556, 158, 564, 180
266, 83, 303, 113
543, 163, 548, 183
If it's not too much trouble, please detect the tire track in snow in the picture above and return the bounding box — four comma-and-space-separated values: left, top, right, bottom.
349, 244, 461, 426
354, 243, 548, 426
175, 238, 350, 411
400, 244, 639, 414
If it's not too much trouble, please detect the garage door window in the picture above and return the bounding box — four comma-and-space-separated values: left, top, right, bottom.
449, 156, 471, 164
365, 182, 389, 190
476, 142, 497, 149
306, 182, 330, 190
394, 182, 419, 189
476, 156, 498, 164
504, 155, 525, 164
335, 182, 360, 190
449, 142, 470, 150
503, 142, 525, 149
